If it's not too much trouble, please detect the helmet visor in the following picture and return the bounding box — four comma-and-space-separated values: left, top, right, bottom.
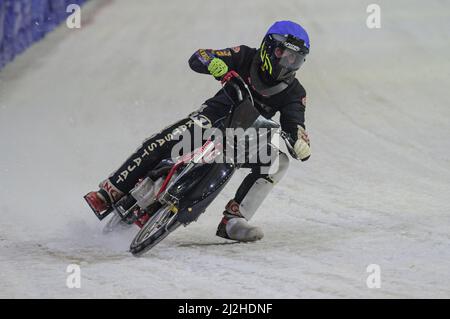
274, 46, 306, 71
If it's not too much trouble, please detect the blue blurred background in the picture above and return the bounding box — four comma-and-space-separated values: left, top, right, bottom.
0, 0, 86, 70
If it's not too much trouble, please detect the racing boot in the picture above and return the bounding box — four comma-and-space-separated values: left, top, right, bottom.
84, 179, 124, 220
216, 200, 264, 242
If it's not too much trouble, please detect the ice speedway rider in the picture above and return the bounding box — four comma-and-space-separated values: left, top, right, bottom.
85, 20, 312, 242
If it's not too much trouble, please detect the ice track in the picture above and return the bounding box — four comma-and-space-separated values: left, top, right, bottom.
0, 0, 449, 298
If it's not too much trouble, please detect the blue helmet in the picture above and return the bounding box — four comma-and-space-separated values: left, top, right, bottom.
259, 20, 310, 82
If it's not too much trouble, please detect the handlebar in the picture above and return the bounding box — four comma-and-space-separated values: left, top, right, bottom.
221, 71, 254, 106
220, 71, 298, 159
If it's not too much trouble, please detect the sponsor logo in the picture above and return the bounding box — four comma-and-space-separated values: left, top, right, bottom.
198, 49, 212, 64
284, 42, 300, 52
100, 180, 123, 201
213, 49, 232, 57
190, 114, 212, 129
115, 119, 196, 184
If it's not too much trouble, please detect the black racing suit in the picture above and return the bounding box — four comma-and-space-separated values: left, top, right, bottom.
103, 45, 308, 204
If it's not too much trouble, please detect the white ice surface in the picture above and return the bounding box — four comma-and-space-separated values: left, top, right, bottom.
0, 0, 449, 298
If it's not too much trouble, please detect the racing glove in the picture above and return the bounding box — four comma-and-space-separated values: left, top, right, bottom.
208, 58, 228, 79
294, 126, 311, 161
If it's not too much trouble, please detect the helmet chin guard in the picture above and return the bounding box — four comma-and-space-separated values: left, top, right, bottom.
249, 55, 292, 97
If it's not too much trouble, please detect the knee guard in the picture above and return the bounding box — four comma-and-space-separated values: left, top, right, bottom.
235, 152, 290, 220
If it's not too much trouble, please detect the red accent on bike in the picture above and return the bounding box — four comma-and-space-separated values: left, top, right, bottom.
134, 213, 150, 229
221, 70, 239, 84
156, 161, 184, 199
155, 139, 216, 200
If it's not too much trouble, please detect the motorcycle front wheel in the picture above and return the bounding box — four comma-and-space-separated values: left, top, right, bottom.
129, 204, 181, 256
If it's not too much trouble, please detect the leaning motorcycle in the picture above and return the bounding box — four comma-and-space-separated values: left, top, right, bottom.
96, 73, 297, 256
